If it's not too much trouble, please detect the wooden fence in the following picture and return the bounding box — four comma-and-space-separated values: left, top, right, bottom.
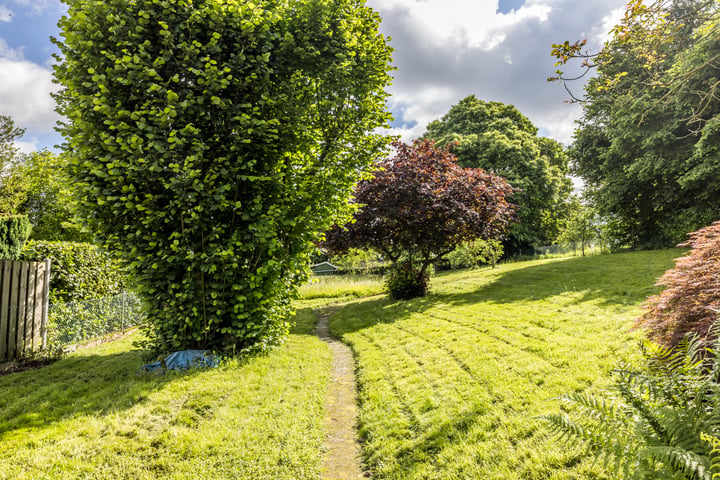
0, 259, 51, 362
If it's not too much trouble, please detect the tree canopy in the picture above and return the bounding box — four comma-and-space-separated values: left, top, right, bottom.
323, 139, 516, 298
423, 95, 573, 254
53, 0, 393, 354
552, 0, 720, 248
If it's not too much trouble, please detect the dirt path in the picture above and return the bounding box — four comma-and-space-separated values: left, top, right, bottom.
315, 310, 367, 479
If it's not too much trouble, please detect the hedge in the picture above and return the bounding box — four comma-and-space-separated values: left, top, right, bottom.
21, 241, 127, 303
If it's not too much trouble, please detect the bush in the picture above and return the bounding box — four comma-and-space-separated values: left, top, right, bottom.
21, 241, 126, 303
0, 214, 31, 260
385, 262, 429, 300
54, 0, 392, 354
445, 239, 504, 269
634, 220, 720, 347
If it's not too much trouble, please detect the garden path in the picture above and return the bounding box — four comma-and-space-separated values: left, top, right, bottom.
315, 310, 367, 479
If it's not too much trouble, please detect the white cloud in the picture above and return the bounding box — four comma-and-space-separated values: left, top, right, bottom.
0, 5, 12, 22
369, 0, 551, 51
8, 0, 56, 15
0, 47, 60, 134
591, 6, 625, 45
15, 138, 39, 153
368, 0, 628, 146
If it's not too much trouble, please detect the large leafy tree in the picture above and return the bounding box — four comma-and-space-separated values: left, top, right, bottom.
323, 140, 516, 299
0, 150, 89, 242
423, 95, 573, 254
552, 0, 720, 248
0, 114, 27, 214
53, 0, 392, 354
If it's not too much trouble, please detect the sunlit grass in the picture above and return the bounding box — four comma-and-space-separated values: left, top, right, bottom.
297, 274, 384, 300
0, 250, 682, 479
0, 320, 331, 480
327, 249, 681, 479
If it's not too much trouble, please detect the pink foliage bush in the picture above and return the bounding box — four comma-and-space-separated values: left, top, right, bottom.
635, 221, 720, 347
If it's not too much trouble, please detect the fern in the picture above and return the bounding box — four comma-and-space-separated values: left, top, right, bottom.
543, 323, 720, 479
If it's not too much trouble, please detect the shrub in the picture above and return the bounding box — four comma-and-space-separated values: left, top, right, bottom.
634, 220, 720, 347
53, 0, 392, 354
445, 239, 504, 269
544, 329, 720, 480
385, 261, 429, 300
21, 241, 126, 303
0, 214, 31, 260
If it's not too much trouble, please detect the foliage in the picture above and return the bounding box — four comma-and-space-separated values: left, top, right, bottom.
0, 150, 89, 241
21, 241, 126, 304
328, 249, 680, 479
552, 0, 720, 248
445, 238, 504, 269
544, 329, 720, 480
556, 196, 602, 256
383, 260, 429, 300
0, 214, 31, 260
52, 0, 392, 354
330, 247, 386, 274
323, 139, 516, 299
0, 114, 24, 172
634, 220, 720, 348
423, 95, 573, 253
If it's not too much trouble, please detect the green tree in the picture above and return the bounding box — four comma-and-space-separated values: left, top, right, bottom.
0, 115, 27, 214
0, 114, 24, 169
52, 0, 393, 354
423, 95, 573, 254
0, 150, 89, 241
552, 0, 720, 248
556, 196, 601, 256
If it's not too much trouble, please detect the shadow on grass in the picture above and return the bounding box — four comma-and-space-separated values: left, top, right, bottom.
330, 250, 680, 337
366, 406, 483, 478
0, 347, 175, 437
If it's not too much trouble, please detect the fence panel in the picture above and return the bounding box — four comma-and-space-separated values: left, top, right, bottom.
0, 259, 51, 362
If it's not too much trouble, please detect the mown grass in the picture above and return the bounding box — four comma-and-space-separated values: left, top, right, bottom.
0, 250, 681, 479
0, 316, 331, 480
327, 249, 681, 479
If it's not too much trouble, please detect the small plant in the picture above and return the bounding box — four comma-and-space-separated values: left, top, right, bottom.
0, 214, 31, 260
544, 326, 720, 480
384, 260, 429, 299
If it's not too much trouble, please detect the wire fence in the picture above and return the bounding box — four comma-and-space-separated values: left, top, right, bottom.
47, 291, 144, 350
519, 241, 607, 258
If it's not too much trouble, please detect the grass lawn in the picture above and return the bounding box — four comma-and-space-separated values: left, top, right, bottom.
327, 249, 681, 479
0, 309, 330, 480
0, 249, 681, 479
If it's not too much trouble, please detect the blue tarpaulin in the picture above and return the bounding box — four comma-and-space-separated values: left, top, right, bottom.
141, 350, 219, 373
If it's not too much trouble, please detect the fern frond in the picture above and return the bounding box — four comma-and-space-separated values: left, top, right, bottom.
558, 392, 623, 424
645, 445, 712, 480
700, 433, 720, 478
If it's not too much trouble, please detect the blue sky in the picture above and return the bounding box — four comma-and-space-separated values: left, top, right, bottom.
0, 0, 628, 153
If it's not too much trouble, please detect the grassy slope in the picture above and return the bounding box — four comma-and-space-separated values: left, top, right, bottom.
0, 309, 330, 480
328, 250, 681, 479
